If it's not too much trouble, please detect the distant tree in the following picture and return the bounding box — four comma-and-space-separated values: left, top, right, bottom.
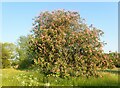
107, 52, 120, 67
0, 42, 16, 68
16, 36, 29, 61
16, 35, 33, 69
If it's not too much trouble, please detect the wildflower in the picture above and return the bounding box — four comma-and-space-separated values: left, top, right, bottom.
21, 81, 25, 85
44, 82, 50, 87
34, 77, 38, 80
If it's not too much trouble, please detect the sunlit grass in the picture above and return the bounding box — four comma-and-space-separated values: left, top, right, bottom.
0, 69, 2, 87
47, 72, 118, 86
1, 68, 119, 86
2, 68, 44, 86
2, 68, 26, 86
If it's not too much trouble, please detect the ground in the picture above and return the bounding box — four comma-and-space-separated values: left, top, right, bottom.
0, 68, 119, 86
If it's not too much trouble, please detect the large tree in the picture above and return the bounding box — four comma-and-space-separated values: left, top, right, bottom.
28, 10, 114, 78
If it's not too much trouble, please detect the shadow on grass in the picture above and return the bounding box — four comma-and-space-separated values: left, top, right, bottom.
98, 68, 120, 75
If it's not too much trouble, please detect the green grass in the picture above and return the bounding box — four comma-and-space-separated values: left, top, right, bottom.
1, 68, 44, 86
1, 68, 119, 86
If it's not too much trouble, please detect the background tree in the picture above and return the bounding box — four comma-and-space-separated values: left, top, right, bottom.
16, 35, 34, 69
0, 42, 16, 68
27, 10, 114, 78
107, 51, 120, 68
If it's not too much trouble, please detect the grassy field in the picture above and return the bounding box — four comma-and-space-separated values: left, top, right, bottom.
1, 68, 119, 86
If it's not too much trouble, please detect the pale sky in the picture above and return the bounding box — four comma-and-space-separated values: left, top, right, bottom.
1, 2, 118, 53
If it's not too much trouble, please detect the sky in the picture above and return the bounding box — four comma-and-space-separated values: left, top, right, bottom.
1, 2, 118, 53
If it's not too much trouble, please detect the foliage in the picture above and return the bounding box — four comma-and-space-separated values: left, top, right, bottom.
2, 42, 17, 59
0, 42, 16, 68
16, 36, 34, 69
16, 36, 29, 61
28, 10, 115, 78
107, 52, 120, 67
18, 58, 33, 69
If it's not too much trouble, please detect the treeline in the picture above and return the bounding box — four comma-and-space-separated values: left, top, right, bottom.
105, 52, 120, 68
0, 36, 32, 69
0, 40, 119, 69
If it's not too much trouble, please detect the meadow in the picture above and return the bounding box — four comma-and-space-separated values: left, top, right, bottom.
1, 68, 119, 86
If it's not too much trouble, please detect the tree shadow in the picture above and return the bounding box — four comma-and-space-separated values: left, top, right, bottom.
98, 68, 120, 75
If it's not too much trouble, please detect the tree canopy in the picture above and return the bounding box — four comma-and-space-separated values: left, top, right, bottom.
27, 10, 114, 78
0, 42, 16, 68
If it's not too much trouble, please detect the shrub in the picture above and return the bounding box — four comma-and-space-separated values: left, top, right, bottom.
108, 52, 120, 67
18, 58, 33, 69
28, 10, 114, 78
2, 59, 11, 68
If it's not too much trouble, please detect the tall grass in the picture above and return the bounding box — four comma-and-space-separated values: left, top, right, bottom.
1, 68, 119, 86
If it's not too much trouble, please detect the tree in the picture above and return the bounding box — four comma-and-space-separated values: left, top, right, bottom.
28, 10, 114, 78
107, 51, 120, 67
0, 42, 16, 68
16, 36, 29, 61
16, 35, 33, 69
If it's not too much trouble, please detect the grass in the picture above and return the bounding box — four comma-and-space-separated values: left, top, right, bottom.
1, 68, 44, 86
1, 68, 119, 86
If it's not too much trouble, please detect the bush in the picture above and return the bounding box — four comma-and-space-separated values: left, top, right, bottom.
18, 58, 33, 69
108, 52, 120, 67
28, 10, 114, 78
2, 59, 11, 68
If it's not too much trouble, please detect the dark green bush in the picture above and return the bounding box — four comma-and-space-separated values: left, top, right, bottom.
18, 58, 33, 69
